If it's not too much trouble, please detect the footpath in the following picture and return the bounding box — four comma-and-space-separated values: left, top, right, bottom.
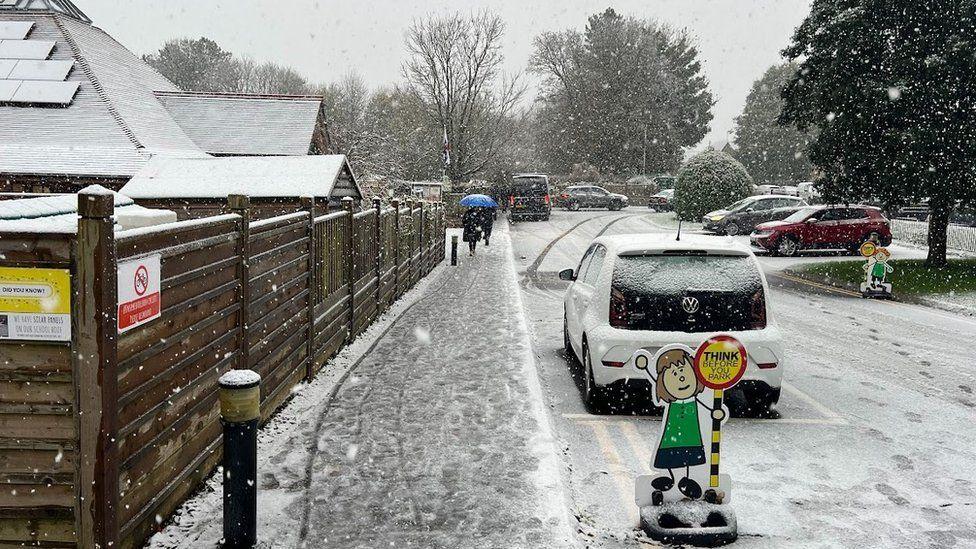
148, 223, 576, 549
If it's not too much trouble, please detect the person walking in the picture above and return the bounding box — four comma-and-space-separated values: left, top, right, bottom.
462, 207, 483, 256
480, 207, 494, 247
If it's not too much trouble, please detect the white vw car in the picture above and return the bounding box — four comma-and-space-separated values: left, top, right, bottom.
560, 234, 785, 414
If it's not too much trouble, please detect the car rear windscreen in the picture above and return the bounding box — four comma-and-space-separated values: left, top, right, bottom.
512, 178, 548, 196
610, 254, 766, 332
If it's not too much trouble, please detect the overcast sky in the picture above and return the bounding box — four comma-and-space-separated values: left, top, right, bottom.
82, 0, 811, 148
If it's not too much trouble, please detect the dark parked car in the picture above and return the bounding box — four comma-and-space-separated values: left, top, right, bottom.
703, 195, 807, 236
647, 189, 674, 211
750, 205, 892, 256
560, 185, 628, 211
509, 174, 551, 221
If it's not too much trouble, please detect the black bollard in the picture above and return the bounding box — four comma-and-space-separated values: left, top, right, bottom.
451, 235, 459, 266
219, 370, 261, 548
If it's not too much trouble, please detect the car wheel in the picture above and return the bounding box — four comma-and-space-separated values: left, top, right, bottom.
581, 340, 606, 414
738, 385, 780, 418
563, 314, 574, 358
776, 235, 800, 257
724, 222, 740, 236
569, 201, 580, 211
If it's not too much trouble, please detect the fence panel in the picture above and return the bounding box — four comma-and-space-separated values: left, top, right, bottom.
379, 207, 398, 309
397, 206, 413, 299
311, 211, 350, 372
247, 212, 312, 418
113, 214, 241, 545
0, 233, 77, 548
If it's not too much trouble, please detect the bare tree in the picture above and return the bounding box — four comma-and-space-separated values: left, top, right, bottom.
403, 11, 525, 182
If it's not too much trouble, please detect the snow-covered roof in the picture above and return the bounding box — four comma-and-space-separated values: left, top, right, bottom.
0, 12, 207, 178
155, 91, 322, 156
120, 155, 362, 199
0, 0, 90, 23
0, 184, 174, 232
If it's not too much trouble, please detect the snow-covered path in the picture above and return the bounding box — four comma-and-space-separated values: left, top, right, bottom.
297, 225, 574, 548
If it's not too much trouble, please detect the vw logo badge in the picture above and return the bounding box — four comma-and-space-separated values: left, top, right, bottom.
681, 296, 700, 314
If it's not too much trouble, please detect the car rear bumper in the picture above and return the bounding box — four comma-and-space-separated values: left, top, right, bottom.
586, 325, 785, 390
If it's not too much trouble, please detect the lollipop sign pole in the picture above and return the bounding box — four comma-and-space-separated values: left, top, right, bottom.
693, 335, 747, 489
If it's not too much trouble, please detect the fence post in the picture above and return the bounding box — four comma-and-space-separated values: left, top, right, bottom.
342, 197, 355, 342
419, 201, 426, 274
301, 196, 317, 381
228, 195, 251, 371
392, 199, 400, 299
74, 190, 120, 548
373, 197, 382, 313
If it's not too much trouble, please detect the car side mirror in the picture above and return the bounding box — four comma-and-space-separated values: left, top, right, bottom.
558, 268, 576, 281
805, 217, 818, 224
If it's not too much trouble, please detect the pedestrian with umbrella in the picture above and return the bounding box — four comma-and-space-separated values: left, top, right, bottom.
459, 194, 498, 256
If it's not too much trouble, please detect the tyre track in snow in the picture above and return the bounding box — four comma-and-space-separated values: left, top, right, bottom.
296, 250, 487, 544
521, 213, 633, 292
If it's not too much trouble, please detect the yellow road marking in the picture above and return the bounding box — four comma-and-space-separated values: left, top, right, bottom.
580, 421, 639, 524
618, 421, 653, 474
770, 271, 863, 297
562, 413, 843, 425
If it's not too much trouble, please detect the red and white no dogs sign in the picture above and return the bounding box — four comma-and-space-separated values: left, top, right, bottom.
118, 254, 161, 333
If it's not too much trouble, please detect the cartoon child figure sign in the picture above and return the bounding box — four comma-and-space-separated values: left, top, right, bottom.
634, 336, 747, 508
859, 242, 894, 297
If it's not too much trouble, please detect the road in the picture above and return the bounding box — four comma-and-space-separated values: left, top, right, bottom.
510, 209, 976, 548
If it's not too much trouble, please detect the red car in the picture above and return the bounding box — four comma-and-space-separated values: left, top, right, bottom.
750, 205, 891, 256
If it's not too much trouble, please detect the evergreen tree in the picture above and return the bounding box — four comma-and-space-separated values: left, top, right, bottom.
530, 9, 713, 175
780, 0, 976, 267
733, 63, 813, 185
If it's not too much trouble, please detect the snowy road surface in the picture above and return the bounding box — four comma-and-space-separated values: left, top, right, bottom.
512, 209, 976, 548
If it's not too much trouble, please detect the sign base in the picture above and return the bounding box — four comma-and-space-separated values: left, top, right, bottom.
860, 282, 893, 299
639, 501, 738, 547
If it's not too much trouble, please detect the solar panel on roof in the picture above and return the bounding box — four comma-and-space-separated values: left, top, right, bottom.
8, 59, 71, 80
9, 80, 77, 104
0, 58, 14, 78
0, 39, 54, 60
0, 21, 33, 40
0, 78, 20, 101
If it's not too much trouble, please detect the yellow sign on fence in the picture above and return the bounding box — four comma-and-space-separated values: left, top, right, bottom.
0, 267, 71, 341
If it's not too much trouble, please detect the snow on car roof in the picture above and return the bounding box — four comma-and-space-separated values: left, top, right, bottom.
595, 233, 752, 256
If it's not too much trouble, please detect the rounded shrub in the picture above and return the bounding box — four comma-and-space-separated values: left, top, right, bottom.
673, 150, 753, 221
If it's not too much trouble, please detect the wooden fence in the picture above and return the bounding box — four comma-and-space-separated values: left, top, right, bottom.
0, 195, 444, 549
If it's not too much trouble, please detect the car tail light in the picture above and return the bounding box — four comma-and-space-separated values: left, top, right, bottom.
609, 287, 629, 328
749, 289, 767, 329
757, 362, 778, 369
509, 195, 514, 206
561, 193, 569, 199
544, 194, 551, 205
601, 360, 625, 368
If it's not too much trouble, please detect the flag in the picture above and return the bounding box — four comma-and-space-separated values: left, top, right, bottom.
442, 126, 451, 167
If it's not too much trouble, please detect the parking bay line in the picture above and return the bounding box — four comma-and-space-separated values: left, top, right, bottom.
578, 420, 639, 524
563, 382, 850, 427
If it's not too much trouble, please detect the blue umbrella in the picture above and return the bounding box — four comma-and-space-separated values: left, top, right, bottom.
459, 194, 499, 208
